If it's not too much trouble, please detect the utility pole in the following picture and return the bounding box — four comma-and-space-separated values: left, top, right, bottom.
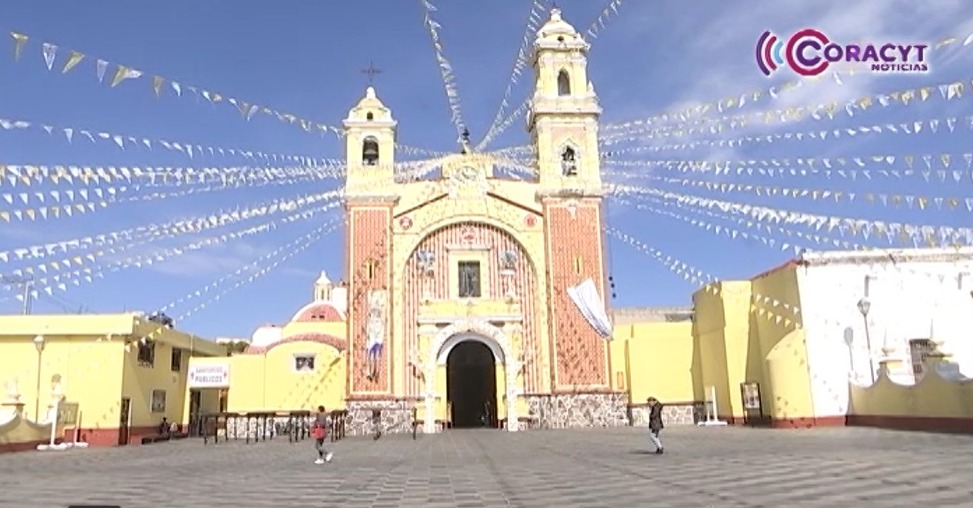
1, 275, 34, 315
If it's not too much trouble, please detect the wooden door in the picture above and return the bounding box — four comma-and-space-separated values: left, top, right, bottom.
118, 397, 131, 445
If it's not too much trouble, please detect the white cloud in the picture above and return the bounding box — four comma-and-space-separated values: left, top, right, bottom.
613, 0, 971, 140
146, 241, 275, 277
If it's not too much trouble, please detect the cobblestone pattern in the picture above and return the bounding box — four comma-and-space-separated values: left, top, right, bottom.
346, 399, 417, 436
4, 426, 973, 507
525, 392, 628, 429
629, 403, 701, 427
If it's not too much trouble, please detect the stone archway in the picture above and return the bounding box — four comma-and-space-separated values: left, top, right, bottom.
425, 319, 521, 433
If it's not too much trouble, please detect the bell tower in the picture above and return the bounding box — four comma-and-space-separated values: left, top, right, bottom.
528, 8, 602, 194
344, 86, 397, 194
531, 9, 612, 392
343, 87, 398, 397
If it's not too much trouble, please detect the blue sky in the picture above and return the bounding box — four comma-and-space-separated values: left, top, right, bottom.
1, 0, 972, 339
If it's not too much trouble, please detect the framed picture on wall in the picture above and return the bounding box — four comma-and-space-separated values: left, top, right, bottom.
151, 389, 167, 413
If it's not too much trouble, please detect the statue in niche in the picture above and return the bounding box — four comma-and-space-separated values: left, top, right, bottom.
49, 374, 64, 403
415, 250, 436, 277
500, 249, 518, 271
561, 147, 578, 176
458, 261, 481, 298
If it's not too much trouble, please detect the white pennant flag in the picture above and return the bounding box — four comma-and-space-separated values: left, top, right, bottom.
96, 59, 109, 82
42, 43, 57, 70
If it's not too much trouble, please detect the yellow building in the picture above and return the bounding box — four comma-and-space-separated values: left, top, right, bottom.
0, 313, 227, 451
196, 271, 349, 419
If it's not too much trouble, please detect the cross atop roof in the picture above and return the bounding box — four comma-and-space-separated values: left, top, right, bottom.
361, 61, 382, 85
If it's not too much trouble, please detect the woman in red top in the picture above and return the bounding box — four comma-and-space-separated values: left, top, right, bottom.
312, 406, 333, 464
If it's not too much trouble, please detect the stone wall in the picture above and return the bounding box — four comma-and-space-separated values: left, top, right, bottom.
629, 402, 702, 427
524, 392, 629, 429
346, 399, 418, 437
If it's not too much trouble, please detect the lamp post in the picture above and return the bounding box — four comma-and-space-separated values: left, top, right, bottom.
32, 335, 45, 421
856, 298, 876, 384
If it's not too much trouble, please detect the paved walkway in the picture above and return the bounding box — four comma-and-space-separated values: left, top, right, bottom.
2, 426, 972, 507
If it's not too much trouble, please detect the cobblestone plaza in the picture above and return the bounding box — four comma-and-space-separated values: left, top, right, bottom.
2, 426, 972, 507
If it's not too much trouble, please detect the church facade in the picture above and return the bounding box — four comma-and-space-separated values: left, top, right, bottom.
341, 9, 623, 433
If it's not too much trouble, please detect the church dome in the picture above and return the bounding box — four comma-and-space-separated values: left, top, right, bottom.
250, 324, 283, 348
291, 301, 344, 323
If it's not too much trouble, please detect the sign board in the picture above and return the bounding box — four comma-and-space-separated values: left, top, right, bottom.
57, 402, 79, 425
187, 362, 230, 388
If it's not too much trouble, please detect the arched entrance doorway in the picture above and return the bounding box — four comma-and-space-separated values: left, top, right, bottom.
446, 340, 498, 428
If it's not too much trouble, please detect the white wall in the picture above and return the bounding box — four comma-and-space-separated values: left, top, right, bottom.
796, 255, 973, 418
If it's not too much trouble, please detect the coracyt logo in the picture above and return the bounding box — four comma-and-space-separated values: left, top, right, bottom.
756, 28, 929, 77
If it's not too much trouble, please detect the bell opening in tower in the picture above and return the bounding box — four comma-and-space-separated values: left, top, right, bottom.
362, 136, 380, 166
446, 340, 497, 429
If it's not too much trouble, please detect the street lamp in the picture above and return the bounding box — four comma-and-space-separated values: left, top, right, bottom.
32, 335, 45, 421
857, 298, 876, 384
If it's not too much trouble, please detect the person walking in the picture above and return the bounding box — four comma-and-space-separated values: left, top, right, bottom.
647, 397, 664, 455
312, 406, 333, 464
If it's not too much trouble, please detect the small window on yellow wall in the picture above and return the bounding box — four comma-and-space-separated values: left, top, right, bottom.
294, 354, 316, 373
573, 255, 584, 274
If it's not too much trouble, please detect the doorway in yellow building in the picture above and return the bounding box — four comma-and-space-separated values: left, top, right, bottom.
446, 340, 498, 428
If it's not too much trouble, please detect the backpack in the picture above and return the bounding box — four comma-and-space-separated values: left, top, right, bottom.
312, 421, 327, 439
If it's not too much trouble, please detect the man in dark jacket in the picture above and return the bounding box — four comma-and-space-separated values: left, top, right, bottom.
647, 397, 664, 454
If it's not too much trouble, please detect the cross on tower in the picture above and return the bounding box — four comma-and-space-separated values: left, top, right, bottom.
361, 61, 382, 85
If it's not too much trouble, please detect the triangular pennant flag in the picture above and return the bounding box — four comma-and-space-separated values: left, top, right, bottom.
62, 51, 84, 73
10, 33, 28, 61
96, 59, 108, 82
41, 42, 57, 70
111, 65, 142, 87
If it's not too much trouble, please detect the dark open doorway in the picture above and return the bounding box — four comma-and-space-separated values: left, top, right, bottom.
446, 340, 498, 428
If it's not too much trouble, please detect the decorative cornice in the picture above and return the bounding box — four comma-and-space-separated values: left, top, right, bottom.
536, 188, 605, 200
416, 314, 523, 325
801, 248, 973, 266
343, 195, 400, 205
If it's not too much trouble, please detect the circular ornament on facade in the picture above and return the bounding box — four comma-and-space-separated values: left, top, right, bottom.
460, 226, 477, 243
524, 214, 537, 228
399, 217, 413, 230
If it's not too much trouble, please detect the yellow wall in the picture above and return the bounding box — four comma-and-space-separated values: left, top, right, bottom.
0, 335, 125, 431
610, 322, 696, 405
850, 359, 973, 419
226, 341, 346, 412
121, 340, 191, 429
0, 313, 227, 438
749, 265, 813, 422
688, 267, 814, 424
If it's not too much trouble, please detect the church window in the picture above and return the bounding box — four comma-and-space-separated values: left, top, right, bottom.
557, 70, 571, 96
366, 112, 374, 121
574, 255, 584, 274
137, 340, 155, 367
458, 261, 482, 298
170, 348, 182, 372
561, 146, 578, 176
362, 137, 380, 166
909, 338, 935, 377
294, 354, 316, 373
365, 259, 377, 281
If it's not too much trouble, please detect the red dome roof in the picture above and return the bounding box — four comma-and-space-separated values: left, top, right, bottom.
291, 301, 344, 322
